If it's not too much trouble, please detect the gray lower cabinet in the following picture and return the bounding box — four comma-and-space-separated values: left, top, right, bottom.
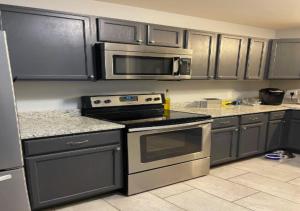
97, 18, 145, 44
185, 30, 217, 79
215, 34, 247, 80
24, 131, 123, 210
286, 111, 300, 150
245, 38, 268, 80
147, 24, 183, 48
211, 126, 238, 166
268, 39, 300, 79
0, 5, 94, 80
238, 121, 267, 158
266, 119, 285, 151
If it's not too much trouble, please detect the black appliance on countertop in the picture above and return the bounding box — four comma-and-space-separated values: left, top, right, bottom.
81, 93, 212, 195
259, 88, 285, 105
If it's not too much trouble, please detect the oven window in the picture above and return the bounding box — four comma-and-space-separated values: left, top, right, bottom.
140, 128, 202, 163
113, 55, 173, 75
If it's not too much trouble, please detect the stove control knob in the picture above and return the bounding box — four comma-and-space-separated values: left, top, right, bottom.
145, 98, 152, 102
104, 99, 111, 104
93, 100, 101, 104
154, 97, 161, 101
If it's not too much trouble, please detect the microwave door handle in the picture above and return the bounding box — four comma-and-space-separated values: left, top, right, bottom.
173, 57, 180, 76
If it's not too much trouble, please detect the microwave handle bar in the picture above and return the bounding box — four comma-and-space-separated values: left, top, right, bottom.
173, 57, 180, 75
128, 119, 213, 132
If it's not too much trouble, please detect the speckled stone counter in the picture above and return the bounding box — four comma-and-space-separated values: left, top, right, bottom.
18, 110, 125, 140
171, 103, 299, 118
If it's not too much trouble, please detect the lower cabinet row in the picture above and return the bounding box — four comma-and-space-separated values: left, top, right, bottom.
23, 130, 123, 210
211, 111, 286, 166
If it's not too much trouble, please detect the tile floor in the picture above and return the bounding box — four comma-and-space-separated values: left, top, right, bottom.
49, 155, 300, 211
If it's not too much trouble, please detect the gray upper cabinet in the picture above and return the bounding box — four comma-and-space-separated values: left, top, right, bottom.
268, 39, 300, 79
185, 30, 217, 79
97, 18, 145, 44
0, 5, 94, 80
245, 38, 268, 80
215, 34, 247, 80
147, 24, 183, 48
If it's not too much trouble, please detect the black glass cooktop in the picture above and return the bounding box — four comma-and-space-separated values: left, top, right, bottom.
86, 109, 211, 129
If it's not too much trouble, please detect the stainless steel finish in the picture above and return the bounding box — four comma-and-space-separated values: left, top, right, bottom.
0, 31, 31, 211
100, 42, 192, 80
90, 94, 163, 108
136, 39, 143, 43
0, 31, 23, 170
128, 120, 213, 132
127, 157, 210, 195
127, 122, 211, 174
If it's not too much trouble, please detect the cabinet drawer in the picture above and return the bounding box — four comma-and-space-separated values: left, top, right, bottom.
269, 111, 286, 120
241, 113, 265, 124
212, 116, 239, 129
23, 130, 121, 156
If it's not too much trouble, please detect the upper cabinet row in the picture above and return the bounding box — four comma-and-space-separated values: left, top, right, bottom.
0, 5, 298, 81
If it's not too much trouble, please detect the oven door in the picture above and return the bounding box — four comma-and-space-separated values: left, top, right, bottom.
127, 120, 211, 174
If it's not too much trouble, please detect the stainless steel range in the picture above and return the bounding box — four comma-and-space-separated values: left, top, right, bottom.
81, 93, 212, 195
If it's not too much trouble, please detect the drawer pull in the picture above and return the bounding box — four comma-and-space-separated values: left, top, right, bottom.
115, 147, 121, 151
136, 39, 143, 43
67, 140, 89, 146
0, 174, 12, 182
250, 117, 259, 121
219, 121, 231, 124
235, 128, 239, 132
242, 126, 247, 130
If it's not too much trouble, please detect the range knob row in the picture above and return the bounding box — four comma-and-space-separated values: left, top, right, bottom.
145, 97, 161, 102
93, 99, 111, 104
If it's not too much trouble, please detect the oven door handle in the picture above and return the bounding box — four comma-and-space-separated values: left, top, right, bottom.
128, 119, 213, 132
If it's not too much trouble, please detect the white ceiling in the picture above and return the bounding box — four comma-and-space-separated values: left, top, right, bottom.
97, 0, 300, 29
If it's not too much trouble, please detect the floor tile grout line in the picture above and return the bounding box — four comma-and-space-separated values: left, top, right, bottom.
151, 186, 195, 199
285, 176, 300, 183
231, 191, 262, 203
228, 172, 300, 205
211, 171, 250, 180
147, 191, 188, 211
227, 167, 300, 183
102, 197, 122, 211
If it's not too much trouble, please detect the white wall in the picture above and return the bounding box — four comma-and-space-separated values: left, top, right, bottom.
0, 0, 276, 112
15, 80, 270, 112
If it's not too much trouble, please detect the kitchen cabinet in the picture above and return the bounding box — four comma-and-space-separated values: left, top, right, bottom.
215, 34, 247, 80
266, 111, 286, 151
268, 39, 300, 79
211, 116, 239, 166
238, 114, 268, 158
147, 24, 183, 48
0, 5, 94, 80
23, 130, 123, 210
185, 30, 217, 79
211, 127, 238, 166
97, 18, 145, 44
286, 111, 300, 150
245, 38, 268, 80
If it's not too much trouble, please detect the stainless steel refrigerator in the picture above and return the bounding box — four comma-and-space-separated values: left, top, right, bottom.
0, 31, 31, 211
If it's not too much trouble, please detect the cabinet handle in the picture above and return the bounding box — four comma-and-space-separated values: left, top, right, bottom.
250, 117, 258, 121
115, 147, 121, 151
88, 75, 95, 80
242, 126, 247, 130
219, 121, 230, 124
235, 128, 239, 132
136, 39, 143, 43
0, 174, 12, 182
67, 140, 89, 146
149, 40, 155, 44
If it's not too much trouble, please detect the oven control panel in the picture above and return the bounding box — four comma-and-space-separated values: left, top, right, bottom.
89, 94, 163, 108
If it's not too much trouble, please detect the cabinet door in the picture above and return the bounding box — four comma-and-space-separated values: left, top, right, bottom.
211, 127, 238, 166
238, 122, 267, 158
216, 34, 247, 80
185, 30, 217, 79
287, 119, 300, 150
268, 39, 300, 79
98, 18, 145, 44
0, 6, 94, 80
147, 25, 183, 48
25, 145, 122, 210
266, 119, 284, 151
245, 38, 268, 80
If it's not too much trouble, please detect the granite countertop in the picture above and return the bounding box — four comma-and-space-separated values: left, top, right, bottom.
18, 110, 125, 140
171, 103, 300, 118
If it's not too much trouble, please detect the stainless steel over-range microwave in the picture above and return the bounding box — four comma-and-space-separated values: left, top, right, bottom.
95, 43, 193, 80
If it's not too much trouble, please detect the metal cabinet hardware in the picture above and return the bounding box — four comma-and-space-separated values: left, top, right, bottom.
0, 174, 12, 182
136, 39, 143, 43
242, 126, 247, 130
234, 128, 239, 132
66, 140, 89, 146
115, 147, 121, 151
149, 40, 155, 44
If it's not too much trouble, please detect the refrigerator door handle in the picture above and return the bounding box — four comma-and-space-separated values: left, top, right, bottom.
0, 174, 12, 182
